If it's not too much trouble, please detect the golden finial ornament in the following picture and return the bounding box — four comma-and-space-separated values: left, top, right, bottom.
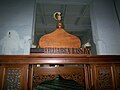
53, 12, 64, 29
53, 12, 62, 21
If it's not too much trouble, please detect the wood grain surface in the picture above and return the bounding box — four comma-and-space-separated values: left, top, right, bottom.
39, 28, 81, 48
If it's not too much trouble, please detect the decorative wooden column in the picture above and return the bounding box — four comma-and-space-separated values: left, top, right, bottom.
114, 64, 120, 90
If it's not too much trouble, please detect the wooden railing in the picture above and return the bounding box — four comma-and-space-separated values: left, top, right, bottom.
0, 54, 120, 90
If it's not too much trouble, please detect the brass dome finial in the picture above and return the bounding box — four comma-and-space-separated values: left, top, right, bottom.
53, 12, 64, 29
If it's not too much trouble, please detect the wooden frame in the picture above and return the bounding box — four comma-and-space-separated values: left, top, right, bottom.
0, 54, 120, 90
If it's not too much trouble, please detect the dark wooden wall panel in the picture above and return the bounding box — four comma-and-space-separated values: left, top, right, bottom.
0, 64, 28, 90
92, 64, 115, 90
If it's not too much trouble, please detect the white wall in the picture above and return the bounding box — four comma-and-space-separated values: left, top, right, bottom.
90, 0, 120, 55
0, 0, 34, 54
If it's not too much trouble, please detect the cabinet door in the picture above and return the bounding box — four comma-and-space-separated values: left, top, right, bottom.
92, 64, 115, 90
0, 64, 28, 90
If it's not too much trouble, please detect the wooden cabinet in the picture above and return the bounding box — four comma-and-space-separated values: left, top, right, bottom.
0, 55, 120, 90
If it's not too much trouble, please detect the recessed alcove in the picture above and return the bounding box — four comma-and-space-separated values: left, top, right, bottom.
33, 0, 97, 54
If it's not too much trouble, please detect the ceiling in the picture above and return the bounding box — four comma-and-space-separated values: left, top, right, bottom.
34, 0, 92, 45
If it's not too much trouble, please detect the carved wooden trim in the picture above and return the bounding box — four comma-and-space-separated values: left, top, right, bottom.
33, 74, 56, 87
61, 74, 85, 87
32, 66, 85, 88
